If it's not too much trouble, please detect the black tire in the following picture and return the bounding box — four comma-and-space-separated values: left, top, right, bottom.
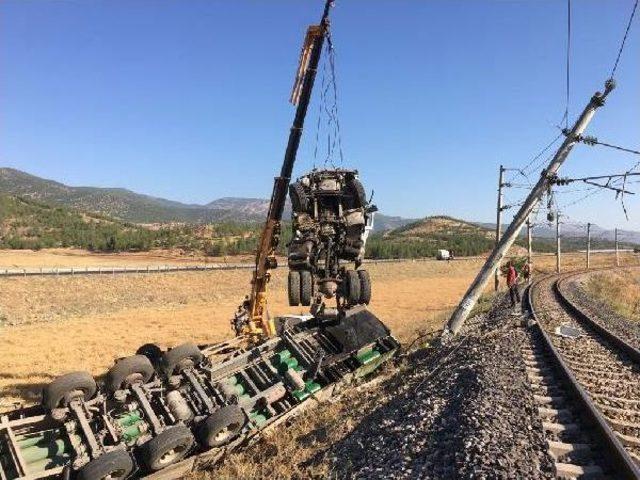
161, 343, 203, 376
347, 178, 367, 208
106, 355, 154, 392
288, 271, 301, 306
141, 425, 194, 472
77, 449, 133, 480
357, 270, 372, 305
43, 372, 97, 411
136, 343, 163, 367
300, 271, 313, 306
346, 270, 361, 305
198, 405, 245, 448
289, 182, 309, 213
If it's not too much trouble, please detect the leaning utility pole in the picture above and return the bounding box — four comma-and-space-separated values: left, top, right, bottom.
495, 165, 506, 291
556, 213, 561, 274
446, 80, 615, 335
586, 222, 591, 269
615, 227, 620, 267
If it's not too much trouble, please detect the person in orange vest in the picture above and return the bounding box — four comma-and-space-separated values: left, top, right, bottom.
506, 261, 521, 308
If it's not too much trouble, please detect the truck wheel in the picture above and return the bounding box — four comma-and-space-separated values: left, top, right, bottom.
288, 271, 301, 306
161, 342, 204, 376
77, 449, 133, 480
142, 426, 194, 472
347, 178, 367, 208
300, 271, 313, 306
346, 270, 361, 305
289, 182, 309, 212
106, 355, 154, 392
43, 372, 97, 411
198, 405, 245, 448
136, 343, 163, 367
357, 270, 372, 305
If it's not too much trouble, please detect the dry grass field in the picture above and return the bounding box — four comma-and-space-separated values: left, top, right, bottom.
584, 267, 640, 322
0, 247, 253, 269
1, 249, 635, 412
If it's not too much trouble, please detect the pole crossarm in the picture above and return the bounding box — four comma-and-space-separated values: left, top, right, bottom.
551, 172, 640, 195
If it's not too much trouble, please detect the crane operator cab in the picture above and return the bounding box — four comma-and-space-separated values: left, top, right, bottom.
286, 169, 377, 311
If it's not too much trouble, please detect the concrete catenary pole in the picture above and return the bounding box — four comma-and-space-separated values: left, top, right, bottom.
527, 216, 533, 276
615, 227, 620, 267
556, 213, 561, 274
495, 165, 506, 291
445, 80, 615, 335
587, 222, 591, 269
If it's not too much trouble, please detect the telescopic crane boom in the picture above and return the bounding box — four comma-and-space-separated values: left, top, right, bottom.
234, 0, 334, 338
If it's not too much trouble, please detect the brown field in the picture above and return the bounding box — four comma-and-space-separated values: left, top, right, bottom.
1, 249, 635, 412
0, 248, 253, 269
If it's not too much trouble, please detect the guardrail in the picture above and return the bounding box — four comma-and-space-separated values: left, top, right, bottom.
0, 250, 632, 277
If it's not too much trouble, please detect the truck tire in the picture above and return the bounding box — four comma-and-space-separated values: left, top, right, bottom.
289, 182, 309, 213
300, 270, 313, 306
357, 269, 372, 305
347, 178, 367, 208
77, 449, 133, 480
161, 342, 203, 376
346, 270, 361, 305
106, 355, 154, 392
288, 271, 301, 306
43, 371, 97, 411
142, 426, 194, 472
198, 405, 245, 448
136, 343, 163, 367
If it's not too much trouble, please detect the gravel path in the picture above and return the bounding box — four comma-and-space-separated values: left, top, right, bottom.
561, 272, 640, 350
319, 300, 555, 479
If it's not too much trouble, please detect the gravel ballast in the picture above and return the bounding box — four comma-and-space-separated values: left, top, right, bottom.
323, 299, 555, 479
562, 273, 640, 350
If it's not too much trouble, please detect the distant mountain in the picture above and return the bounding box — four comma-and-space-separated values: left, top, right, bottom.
475, 221, 640, 246
0, 168, 419, 229
0, 168, 267, 223
373, 214, 418, 233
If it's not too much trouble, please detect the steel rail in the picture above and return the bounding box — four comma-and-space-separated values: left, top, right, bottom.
555, 271, 640, 363
527, 273, 640, 479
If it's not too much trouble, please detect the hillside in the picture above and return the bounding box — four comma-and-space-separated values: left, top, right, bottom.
0, 168, 266, 224
367, 216, 497, 258
0, 168, 414, 232
0, 194, 276, 254
0, 194, 156, 251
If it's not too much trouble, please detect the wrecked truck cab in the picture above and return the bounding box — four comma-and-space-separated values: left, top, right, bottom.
287, 169, 377, 309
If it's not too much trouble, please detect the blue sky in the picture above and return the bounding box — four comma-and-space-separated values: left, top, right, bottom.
1, 0, 638, 231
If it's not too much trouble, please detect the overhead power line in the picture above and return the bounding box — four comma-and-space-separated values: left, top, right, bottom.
575, 135, 640, 156
610, 0, 639, 79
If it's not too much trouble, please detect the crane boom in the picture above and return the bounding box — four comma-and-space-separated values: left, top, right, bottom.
235, 0, 334, 337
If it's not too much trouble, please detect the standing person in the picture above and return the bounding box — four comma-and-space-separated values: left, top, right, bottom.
506, 261, 521, 308
522, 261, 531, 284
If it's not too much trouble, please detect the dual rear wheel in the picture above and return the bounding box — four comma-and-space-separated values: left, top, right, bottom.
288, 270, 313, 307
345, 269, 371, 305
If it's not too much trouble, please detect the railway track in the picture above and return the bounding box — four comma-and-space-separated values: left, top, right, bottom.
526, 270, 640, 479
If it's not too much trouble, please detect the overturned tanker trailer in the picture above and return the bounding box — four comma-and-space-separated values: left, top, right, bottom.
0, 310, 397, 480
0, 1, 399, 479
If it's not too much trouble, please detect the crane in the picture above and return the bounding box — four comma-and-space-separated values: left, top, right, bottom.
233, 0, 335, 338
